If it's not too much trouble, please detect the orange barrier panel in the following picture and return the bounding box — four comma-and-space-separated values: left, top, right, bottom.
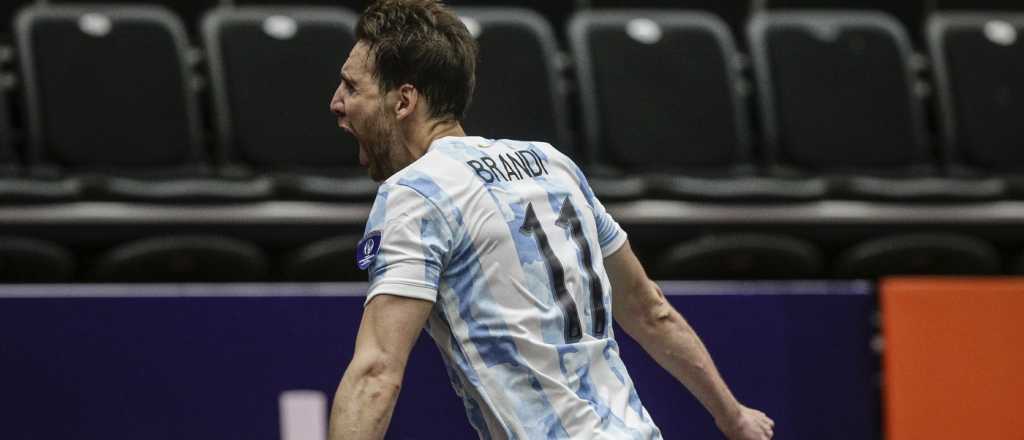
881, 278, 1024, 440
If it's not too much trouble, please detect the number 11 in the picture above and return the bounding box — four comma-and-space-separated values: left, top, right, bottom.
520, 197, 607, 343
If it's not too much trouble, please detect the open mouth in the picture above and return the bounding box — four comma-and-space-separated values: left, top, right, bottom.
338, 123, 366, 167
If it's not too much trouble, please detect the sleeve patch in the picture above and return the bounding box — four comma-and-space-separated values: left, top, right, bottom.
356, 231, 383, 270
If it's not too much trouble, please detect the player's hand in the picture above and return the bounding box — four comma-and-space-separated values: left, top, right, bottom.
716, 405, 774, 440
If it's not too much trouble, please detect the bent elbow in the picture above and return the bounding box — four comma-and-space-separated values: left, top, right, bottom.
349, 355, 405, 392
642, 301, 676, 330
636, 282, 676, 327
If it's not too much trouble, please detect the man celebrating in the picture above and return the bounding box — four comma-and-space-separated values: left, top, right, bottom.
328, 1, 774, 438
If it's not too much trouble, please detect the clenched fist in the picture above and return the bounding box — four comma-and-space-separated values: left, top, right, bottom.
717, 405, 774, 440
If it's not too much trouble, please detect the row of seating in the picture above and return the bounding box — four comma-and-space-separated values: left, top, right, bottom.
575, 9, 1024, 201
0, 5, 1022, 202
3, 1, 1012, 43
0, 234, 365, 282
1, 231, 1017, 282
0, 1, 584, 39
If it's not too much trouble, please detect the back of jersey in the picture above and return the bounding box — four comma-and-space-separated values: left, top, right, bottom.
362, 136, 662, 439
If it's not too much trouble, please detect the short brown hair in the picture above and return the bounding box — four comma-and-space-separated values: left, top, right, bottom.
356, 0, 478, 121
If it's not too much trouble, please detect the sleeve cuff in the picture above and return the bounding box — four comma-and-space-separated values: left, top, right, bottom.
365, 279, 439, 306
601, 230, 628, 257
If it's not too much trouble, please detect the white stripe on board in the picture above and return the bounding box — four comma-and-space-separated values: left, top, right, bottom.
279, 390, 328, 440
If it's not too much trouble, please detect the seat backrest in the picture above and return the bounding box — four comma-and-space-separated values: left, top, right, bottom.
749, 11, 930, 173
0, 68, 14, 170
586, 1, 750, 44
15, 5, 204, 170
569, 10, 752, 172
448, 1, 576, 35
456, 7, 573, 156
927, 13, 1024, 172
203, 6, 359, 170
44, 0, 216, 35
765, 0, 925, 42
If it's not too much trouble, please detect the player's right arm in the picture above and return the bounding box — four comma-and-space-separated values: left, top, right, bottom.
605, 241, 775, 440
328, 293, 432, 440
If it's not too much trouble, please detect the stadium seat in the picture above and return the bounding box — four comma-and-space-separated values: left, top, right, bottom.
282, 235, 364, 281
93, 235, 269, 282
765, 0, 925, 43
455, 7, 574, 157
569, 10, 825, 201
834, 233, 1000, 277
927, 13, 1024, 196
49, 0, 217, 35
0, 53, 81, 203
15, 5, 271, 202
0, 236, 75, 282
447, 0, 577, 35
748, 11, 1003, 200
585, 0, 750, 43
654, 233, 824, 279
202, 6, 377, 201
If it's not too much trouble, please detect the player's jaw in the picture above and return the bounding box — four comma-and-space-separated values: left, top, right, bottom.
349, 105, 402, 182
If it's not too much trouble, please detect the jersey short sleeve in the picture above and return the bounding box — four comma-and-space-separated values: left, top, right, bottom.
589, 192, 628, 256
558, 151, 627, 257
362, 184, 454, 305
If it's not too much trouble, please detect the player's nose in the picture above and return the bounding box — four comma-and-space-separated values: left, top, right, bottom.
329, 91, 344, 116
330, 93, 346, 127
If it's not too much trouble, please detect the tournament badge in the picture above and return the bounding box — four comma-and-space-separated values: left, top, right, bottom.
356, 231, 382, 270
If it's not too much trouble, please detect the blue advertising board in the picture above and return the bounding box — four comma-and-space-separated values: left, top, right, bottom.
0, 281, 876, 439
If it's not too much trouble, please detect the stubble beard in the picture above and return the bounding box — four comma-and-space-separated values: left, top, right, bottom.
362, 106, 403, 182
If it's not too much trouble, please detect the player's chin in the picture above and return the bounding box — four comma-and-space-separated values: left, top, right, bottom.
367, 166, 389, 182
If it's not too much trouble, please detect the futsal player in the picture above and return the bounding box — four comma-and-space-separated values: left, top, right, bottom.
327, 1, 774, 438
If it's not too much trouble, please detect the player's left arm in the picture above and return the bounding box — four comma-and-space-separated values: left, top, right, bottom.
328, 293, 433, 440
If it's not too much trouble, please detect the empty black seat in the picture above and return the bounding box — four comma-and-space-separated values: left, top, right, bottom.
283, 235, 364, 281
570, 10, 824, 201
765, 0, 926, 44
834, 233, 1000, 277
93, 235, 269, 282
15, 5, 270, 202
655, 233, 824, 279
202, 6, 375, 201
0, 55, 80, 203
455, 7, 573, 156
0, 236, 75, 282
448, 1, 577, 35
749, 11, 1003, 200
50, 0, 217, 35
586, 1, 751, 43
927, 13, 1024, 195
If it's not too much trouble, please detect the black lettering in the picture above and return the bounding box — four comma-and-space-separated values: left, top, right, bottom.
517, 151, 542, 176
507, 152, 533, 178
499, 154, 523, 181
467, 160, 494, 183
481, 157, 507, 182
526, 150, 549, 175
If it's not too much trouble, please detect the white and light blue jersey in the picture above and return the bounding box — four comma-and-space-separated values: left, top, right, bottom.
361, 136, 662, 439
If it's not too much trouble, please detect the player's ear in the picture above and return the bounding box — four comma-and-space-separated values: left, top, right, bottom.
394, 84, 418, 120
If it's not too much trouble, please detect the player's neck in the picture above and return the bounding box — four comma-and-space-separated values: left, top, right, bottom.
406, 119, 466, 160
